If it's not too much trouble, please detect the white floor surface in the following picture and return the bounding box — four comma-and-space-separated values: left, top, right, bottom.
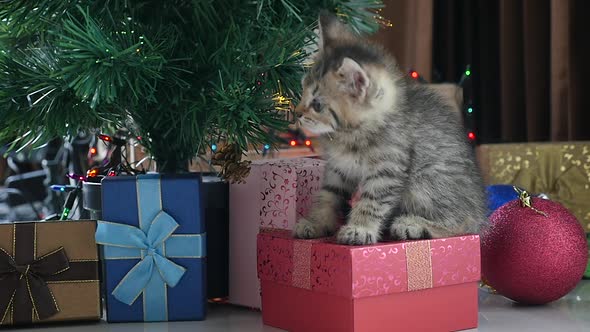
13, 281, 590, 332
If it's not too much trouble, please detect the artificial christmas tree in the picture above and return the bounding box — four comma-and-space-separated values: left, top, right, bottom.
0, 0, 386, 175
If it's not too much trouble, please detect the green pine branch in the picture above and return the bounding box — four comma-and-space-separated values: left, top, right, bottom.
0, 0, 385, 172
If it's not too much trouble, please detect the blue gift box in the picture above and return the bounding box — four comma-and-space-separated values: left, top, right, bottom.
97, 174, 206, 322
486, 184, 519, 215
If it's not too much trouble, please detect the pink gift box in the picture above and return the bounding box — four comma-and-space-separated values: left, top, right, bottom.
229, 158, 325, 308
258, 229, 481, 332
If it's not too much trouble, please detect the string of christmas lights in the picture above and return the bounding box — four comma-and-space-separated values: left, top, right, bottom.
408, 65, 476, 143
48, 132, 148, 220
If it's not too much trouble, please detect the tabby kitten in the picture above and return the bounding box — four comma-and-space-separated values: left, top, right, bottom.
294, 14, 487, 245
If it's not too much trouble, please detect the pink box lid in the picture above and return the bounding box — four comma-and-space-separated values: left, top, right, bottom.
257, 229, 481, 299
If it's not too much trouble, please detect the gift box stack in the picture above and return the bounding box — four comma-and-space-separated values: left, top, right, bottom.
0, 158, 483, 330
228, 158, 325, 308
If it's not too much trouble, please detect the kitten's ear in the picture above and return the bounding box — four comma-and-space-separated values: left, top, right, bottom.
337, 57, 369, 99
318, 12, 353, 49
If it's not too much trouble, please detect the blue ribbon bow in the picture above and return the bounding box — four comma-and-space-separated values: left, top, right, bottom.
96, 213, 186, 305
96, 175, 205, 322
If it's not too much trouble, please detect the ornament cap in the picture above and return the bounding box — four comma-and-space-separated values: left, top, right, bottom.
513, 186, 548, 216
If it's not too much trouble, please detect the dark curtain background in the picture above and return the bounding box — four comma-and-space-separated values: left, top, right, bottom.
433, 0, 590, 144
373, 0, 433, 81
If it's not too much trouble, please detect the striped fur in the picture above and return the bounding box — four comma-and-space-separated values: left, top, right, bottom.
293, 14, 487, 245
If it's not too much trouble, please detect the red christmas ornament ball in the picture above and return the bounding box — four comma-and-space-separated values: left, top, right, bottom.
482, 197, 588, 305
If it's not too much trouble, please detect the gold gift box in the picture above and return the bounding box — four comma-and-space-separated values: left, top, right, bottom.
0, 221, 100, 326
478, 142, 590, 232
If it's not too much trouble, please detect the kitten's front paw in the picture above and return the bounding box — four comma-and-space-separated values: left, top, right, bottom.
390, 216, 432, 240
294, 218, 334, 239
336, 224, 379, 245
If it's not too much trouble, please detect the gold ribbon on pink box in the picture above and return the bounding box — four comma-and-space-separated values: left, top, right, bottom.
405, 241, 433, 291
257, 229, 337, 293
292, 241, 312, 290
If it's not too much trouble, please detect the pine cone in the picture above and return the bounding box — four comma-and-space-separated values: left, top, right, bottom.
211, 143, 251, 183
224, 160, 251, 184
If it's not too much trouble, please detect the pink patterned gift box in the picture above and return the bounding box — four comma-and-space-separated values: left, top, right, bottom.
229, 158, 325, 308
257, 229, 481, 332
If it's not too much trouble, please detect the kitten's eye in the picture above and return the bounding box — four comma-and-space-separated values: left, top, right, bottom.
310, 98, 321, 113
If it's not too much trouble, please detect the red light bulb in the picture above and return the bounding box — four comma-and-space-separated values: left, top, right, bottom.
99, 134, 112, 142
290, 140, 297, 146
90, 147, 97, 155
108, 170, 116, 177
87, 168, 98, 177
410, 71, 419, 79
468, 132, 476, 140
305, 140, 312, 146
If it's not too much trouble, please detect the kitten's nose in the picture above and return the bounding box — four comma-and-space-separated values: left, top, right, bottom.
294, 103, 306, 117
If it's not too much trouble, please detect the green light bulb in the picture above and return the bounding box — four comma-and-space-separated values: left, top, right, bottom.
465, 70, 471, 76
60, 208, 70, 220
467, 107, 473, 113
